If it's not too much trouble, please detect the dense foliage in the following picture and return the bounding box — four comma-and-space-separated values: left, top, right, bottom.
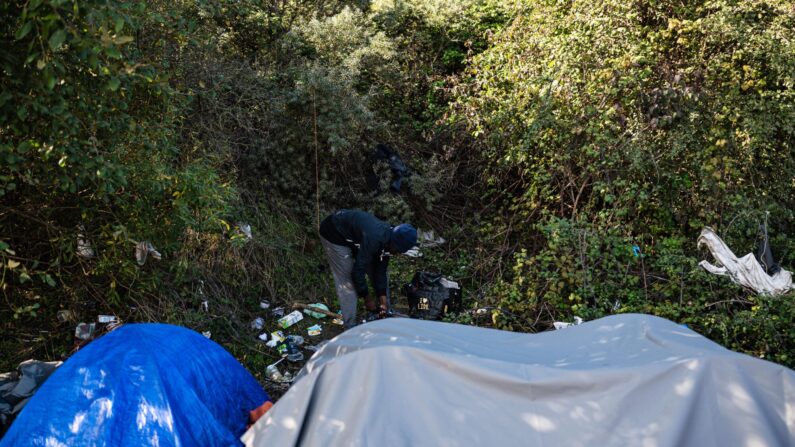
451, 0, 795, 364
1, 0, 793, 381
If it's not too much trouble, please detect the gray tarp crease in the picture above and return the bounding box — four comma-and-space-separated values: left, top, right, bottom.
243, 314, 795, 447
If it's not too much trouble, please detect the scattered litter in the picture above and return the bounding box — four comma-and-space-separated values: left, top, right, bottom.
76, 226, 95, 259
553, 316, 583, 330
201, 331, 211, 339
286, 335, 304, 346
197, 280, 206, 297
236, 223, 253, 241
404, 248, 422, 258
307, 324, 322, 336
201, 300, 209, 312
106, 321, 122, 331
271, 307, 285, 318
331, 318, 343, 326
259, 300, 271, 310
271, 330, 285, 342
266, 331, 284, 347
439, 278, 460, 289
632, 245, 641, 257
403, 229, 447, 257
257, 332, 269, 342
265, 359, 293, 383
278, 340, 304, 363
612, 299, 621, 311
135, 241, 161, 266
265, 360, 285, 382
74, 323, 96, 340
56, 310, 74, 323
97, 315, 117, 324
277, 310, 303, 329
250, 317, 265, 330
302, 303, 329, 319
419, 229, 446, 248
265, 367, 283, 380
697, 227, 792, 296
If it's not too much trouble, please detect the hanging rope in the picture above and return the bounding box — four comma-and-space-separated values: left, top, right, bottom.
313, 89, 320, 232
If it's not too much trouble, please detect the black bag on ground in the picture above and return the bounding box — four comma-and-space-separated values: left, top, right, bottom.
403, 271, 461, 320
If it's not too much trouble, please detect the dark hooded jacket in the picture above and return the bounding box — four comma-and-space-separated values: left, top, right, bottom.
319, 210, 390, 298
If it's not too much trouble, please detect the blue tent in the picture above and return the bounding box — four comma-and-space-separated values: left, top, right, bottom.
1, 324, 269, 446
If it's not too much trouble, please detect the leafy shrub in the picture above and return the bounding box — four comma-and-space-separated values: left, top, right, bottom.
449, 0, 795, 365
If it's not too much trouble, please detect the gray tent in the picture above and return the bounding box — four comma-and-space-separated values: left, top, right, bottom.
243, 314, 795, 446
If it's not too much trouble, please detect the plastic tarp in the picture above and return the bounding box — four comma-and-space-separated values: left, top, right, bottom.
1, 323, 269, 447
243, 314, 795, 447
0, 360, 61, 434
698, 227, 792, 296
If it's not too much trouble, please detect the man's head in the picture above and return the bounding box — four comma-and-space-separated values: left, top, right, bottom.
389, 224, 418, 254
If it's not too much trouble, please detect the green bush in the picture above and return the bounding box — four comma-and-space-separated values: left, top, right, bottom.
0, 0, 239, 367
449, 0, 795, 365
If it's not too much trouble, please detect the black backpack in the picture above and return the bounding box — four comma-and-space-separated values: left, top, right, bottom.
403, 271, 462, 320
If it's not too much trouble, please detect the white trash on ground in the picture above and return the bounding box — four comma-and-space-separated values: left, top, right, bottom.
404, 229, 447, 258
553, 316, 583, 330
250, 317, 265, 330
235, 223, 253, 241
419, 229, 446, 247
135, 241, 162, 265
74, 323, 96, 340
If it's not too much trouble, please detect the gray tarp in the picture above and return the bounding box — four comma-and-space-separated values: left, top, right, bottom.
243, 314, 795, 447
